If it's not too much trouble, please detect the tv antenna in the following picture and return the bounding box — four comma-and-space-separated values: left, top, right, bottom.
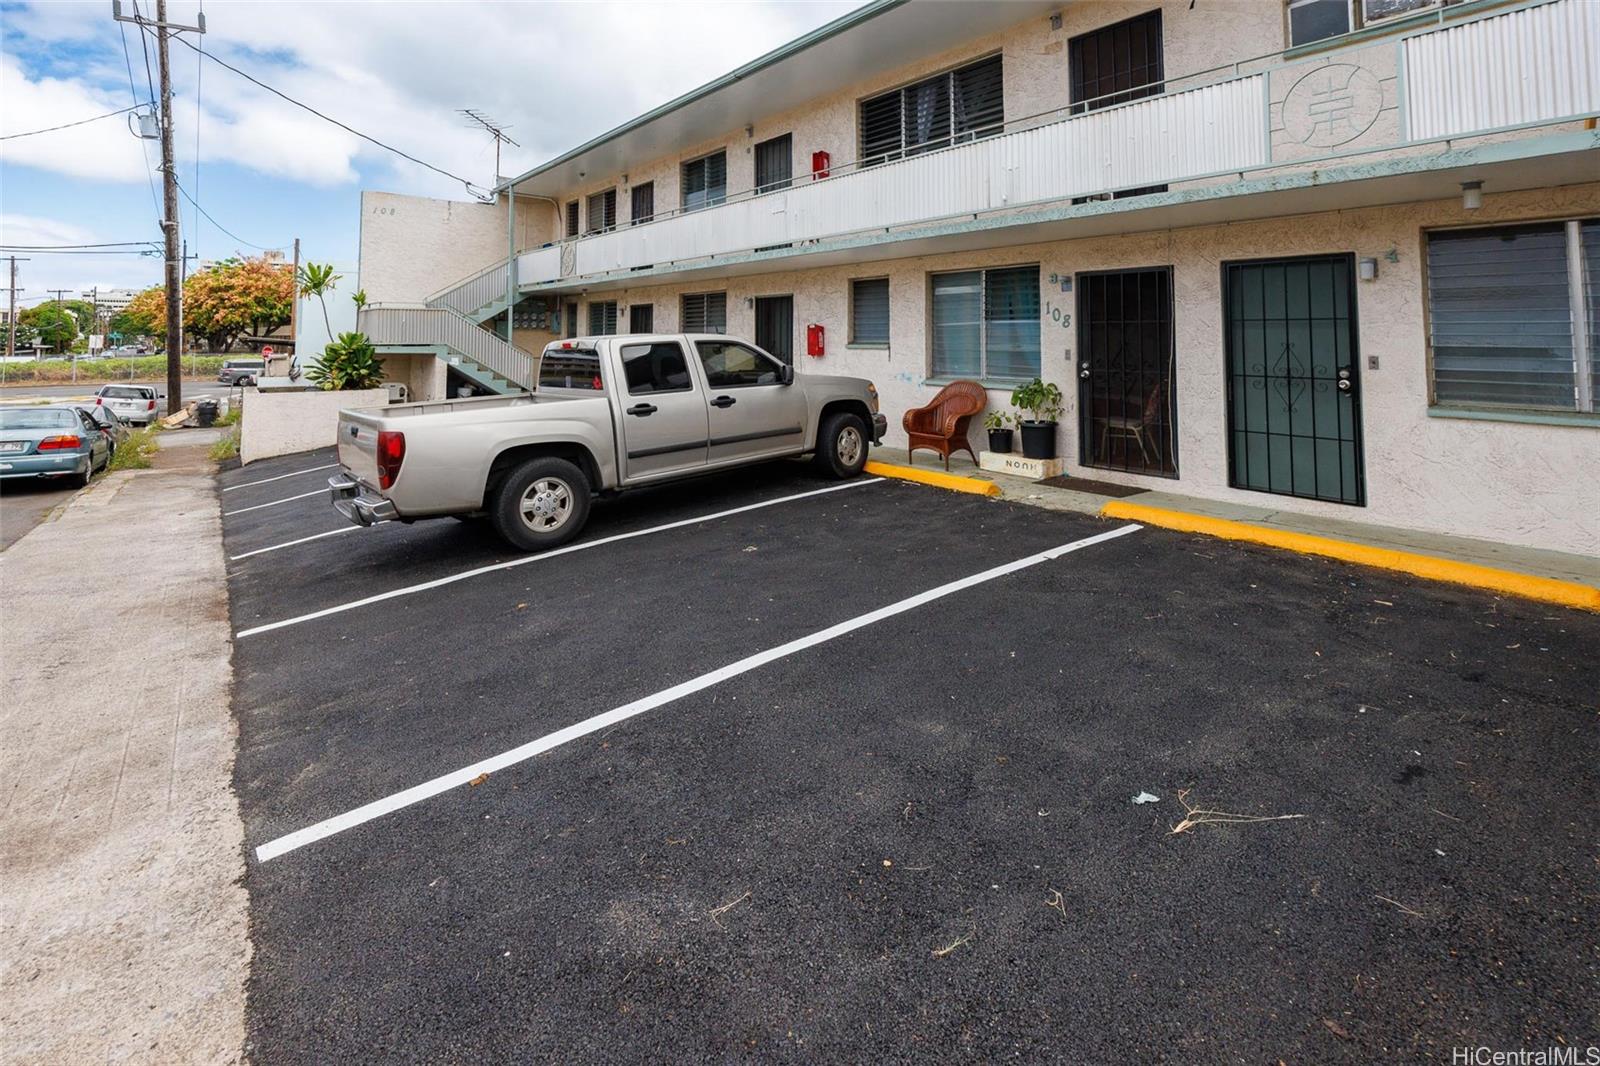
459, 109, 520, 187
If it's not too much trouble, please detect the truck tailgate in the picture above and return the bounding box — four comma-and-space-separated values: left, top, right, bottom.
336, 408, 385, 487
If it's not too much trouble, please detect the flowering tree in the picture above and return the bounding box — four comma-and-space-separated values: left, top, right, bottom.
116, 287, 166, 340
185, 256, 294, 352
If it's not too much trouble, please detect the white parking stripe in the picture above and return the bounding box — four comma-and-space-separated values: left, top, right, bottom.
235, 478, 885, 639
254, 523, 1140, 862
222, 463, 338, 492
222, 489, 325, 517
230, 526, 361, 561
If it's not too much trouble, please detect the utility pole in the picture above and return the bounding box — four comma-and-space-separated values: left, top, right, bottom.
114, 0, 204, 414
289, 236, 300, 355
3, 256, 28, 384
156, 0, 182, 413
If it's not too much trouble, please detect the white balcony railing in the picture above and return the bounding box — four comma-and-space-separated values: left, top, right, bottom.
483, 0, 1596, 293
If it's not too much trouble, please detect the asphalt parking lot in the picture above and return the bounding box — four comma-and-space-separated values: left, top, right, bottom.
221, 447, 1599, 1063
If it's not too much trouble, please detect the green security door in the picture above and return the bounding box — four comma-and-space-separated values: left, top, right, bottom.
1223, 255, 1365, 506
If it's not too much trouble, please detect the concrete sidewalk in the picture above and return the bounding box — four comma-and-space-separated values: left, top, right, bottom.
0, 429, 247, 1064
869, 445, 1600, 600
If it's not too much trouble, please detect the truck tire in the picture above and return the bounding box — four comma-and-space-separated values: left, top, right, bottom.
813, 411, 870, 479
489, 456, 591, 552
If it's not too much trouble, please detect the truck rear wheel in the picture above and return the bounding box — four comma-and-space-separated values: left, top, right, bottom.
813, 411, 870, 479
489, 456, 591, 552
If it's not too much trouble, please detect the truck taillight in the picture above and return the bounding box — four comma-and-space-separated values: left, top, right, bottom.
95, 397, 103, 405
376, 430, 405, 490
38, 435, 82, 450
147, 399, 157, 410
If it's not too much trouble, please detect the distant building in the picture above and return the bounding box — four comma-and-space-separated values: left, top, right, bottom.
81, 288, 140, 316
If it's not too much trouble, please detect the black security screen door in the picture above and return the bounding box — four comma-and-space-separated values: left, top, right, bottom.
755, 134, 792, 194
1223, 255, 1365, 505
1077, 267, 1177, 477
754, 295, 794, 363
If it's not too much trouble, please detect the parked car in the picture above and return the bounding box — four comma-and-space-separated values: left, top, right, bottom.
218, 358, 265, 386
71, 403, 131, 455
329, 333, 885, 551
95, 384, 162, 425
0, 406, 111, 486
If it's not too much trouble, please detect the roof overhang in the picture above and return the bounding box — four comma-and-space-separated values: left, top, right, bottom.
501, 0, 1060, 199
519, 132, 1600, 296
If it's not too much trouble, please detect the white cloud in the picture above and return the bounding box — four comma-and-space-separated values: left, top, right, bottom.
0, 214, 163, 304
1, 1, 864, 197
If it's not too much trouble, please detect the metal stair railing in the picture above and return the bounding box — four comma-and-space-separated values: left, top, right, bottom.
424, 259, 511, 318
359, 305, 534, 391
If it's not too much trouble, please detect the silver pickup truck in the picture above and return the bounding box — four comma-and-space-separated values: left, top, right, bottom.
329, 333, 886, 550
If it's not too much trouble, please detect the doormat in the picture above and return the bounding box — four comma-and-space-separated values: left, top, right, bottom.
1035, 474, 1149, 498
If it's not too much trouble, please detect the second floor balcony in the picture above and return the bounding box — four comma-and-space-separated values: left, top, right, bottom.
431, 0, 1597, 312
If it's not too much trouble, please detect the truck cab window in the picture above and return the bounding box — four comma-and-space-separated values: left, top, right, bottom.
695, 340, 783, 388
538, 349, 603, 390
621, 342, 694, 394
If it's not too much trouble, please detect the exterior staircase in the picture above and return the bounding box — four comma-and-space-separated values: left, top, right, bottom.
426, 259, 514, 325
358, 304, 533, 394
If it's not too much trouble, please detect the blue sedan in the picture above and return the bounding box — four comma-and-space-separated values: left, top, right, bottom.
0, 406, 111, 486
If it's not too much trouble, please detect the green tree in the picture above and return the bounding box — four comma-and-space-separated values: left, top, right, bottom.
17, 304, 78, 352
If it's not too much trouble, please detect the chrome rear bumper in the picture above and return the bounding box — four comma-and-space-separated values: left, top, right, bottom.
328, 473, 397, 527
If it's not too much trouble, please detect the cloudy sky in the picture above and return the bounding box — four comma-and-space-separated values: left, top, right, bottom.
0, 0, 861, 307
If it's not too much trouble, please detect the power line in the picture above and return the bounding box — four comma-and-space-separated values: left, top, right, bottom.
0, 241, 160, 249
133, 0, 159, 111
192, 0, 204, 242
118, 18, 162, 219
170, 33, 493, 201
1, 105, 142, 141
172, 178, 280, 252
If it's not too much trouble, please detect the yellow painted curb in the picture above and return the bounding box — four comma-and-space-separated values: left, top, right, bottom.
864, 460, 1002, 498
1101, 500, 1600, 613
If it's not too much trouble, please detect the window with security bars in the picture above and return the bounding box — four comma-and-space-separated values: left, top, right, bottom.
858, 54, 1004, 167
850, 278, 890, 345
564, 201, 580, 238
585, 189, 616, 235
1069, 10, 1164, 114
631, 182, 654, 225
1426, 218, 1599, 413
586, 301, 618, 336
681, 291, 727, 334
929, 265, 1040, 381
681, 151, 727, 212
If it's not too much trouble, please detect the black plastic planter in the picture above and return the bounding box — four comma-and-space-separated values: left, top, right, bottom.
987, 428, 1014, 453
1019, 421, 1057, 460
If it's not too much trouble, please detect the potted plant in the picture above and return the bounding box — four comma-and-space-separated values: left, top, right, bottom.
1011, 378, 1063, 460
983, 410, 1014, 454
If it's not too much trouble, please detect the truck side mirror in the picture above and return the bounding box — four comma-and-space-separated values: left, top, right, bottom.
779, 364, 794, 386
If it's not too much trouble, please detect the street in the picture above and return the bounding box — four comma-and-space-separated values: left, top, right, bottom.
221, 448, 1599, 1063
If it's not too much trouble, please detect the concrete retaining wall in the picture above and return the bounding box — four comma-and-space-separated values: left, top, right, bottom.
239, 388, 389, 465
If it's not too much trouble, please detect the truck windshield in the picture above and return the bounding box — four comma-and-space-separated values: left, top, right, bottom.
539, 349, 603, 390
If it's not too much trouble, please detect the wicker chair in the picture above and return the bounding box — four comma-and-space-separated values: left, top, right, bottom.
903, 380, 986, 469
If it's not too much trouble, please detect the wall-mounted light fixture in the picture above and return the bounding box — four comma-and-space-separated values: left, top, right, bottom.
1049, 12, 1062, 30
1358, 257, 1378, 281
1460, 180, 1483, 210
744, 124, 754, 139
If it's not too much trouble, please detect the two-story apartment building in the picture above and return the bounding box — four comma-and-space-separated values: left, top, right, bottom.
355, 0, 1599, 557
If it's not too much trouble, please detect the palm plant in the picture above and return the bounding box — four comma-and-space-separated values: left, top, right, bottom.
297, 262, 343, 339
305, 332, 385, 391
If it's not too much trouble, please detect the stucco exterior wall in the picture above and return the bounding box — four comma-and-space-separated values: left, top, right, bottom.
548, 1, 1286, 229
358, 191, 555, 304
239, 388, 389, 465
571, 183, 1600, 557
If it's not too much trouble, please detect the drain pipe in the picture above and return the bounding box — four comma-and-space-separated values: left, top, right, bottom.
506, 185, 561, 346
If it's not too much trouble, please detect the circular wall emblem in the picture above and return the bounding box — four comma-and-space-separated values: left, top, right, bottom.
1282, 63, 1382, 149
